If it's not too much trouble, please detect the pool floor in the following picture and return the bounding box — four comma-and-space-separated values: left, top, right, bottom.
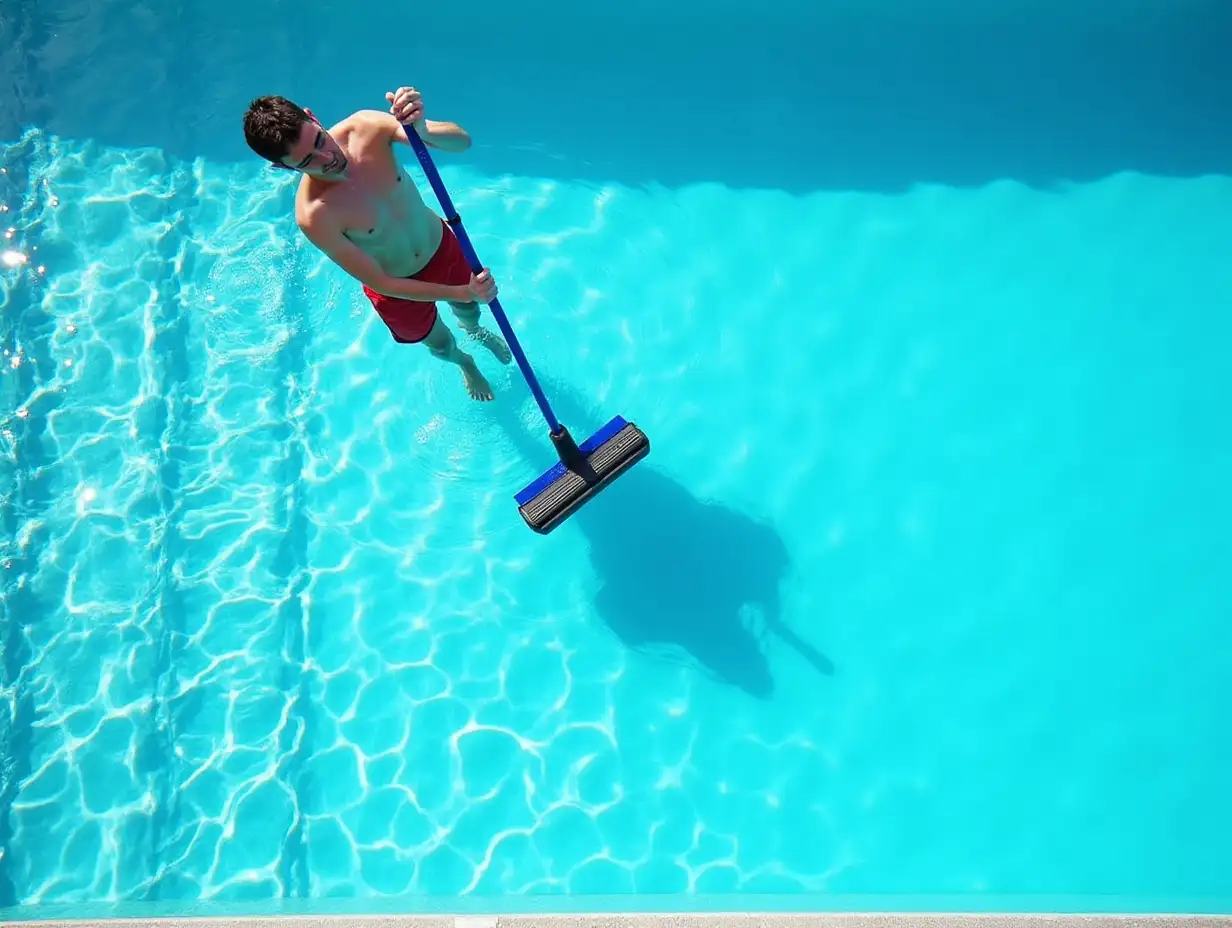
2, 120, 1231, 911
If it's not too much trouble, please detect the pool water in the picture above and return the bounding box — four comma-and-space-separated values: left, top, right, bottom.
3, 0, 1232, 918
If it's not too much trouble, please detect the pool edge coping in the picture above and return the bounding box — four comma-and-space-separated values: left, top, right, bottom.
7, 914, 1232, 927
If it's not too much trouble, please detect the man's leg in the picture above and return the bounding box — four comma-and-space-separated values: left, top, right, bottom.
420, 310, 494, 402
448, 300, 512, 364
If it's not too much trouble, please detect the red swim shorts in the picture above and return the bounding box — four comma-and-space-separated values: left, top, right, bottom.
362, 219, 472, 344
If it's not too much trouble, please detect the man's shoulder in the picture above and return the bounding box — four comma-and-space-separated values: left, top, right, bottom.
349, 107, 396, 125
317, 110, 394, 164
294, 183, 331, 230
337, 108, 396, 137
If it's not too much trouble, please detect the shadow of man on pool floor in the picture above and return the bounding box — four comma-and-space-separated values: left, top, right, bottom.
487, 377, 834, 699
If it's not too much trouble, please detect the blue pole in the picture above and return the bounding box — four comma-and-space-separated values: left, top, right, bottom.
401, 121, 563, 435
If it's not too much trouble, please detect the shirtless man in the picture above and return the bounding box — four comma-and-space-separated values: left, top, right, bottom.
242, 86, 512, 400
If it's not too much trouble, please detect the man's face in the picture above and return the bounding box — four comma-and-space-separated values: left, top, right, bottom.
280, 115, 347, 178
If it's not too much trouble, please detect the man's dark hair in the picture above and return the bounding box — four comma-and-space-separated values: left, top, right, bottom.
243, 95, 311, 163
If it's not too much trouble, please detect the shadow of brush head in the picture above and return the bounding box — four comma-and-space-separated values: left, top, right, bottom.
489, 377, 833, 699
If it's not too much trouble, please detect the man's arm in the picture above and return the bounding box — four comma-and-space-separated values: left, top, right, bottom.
412, 118, 472, 153
369, 109, 471, 153
299, 206, 470, 303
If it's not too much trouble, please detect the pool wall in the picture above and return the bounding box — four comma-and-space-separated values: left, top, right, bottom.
2, 0, 1230, 193
6, 913, 1232, 928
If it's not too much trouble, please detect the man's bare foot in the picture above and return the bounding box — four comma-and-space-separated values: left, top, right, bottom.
471, 327, 512, 365
461, 359, 494, 401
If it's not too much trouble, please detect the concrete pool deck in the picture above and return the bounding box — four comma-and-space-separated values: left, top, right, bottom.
8, 915, 1232, 928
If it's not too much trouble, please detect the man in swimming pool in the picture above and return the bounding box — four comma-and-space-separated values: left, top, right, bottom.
242, 86, 511, 401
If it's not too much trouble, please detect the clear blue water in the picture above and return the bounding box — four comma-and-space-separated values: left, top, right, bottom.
3, 0, 1232, 919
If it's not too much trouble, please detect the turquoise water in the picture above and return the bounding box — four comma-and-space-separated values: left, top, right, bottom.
4, 0, 1232, 918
